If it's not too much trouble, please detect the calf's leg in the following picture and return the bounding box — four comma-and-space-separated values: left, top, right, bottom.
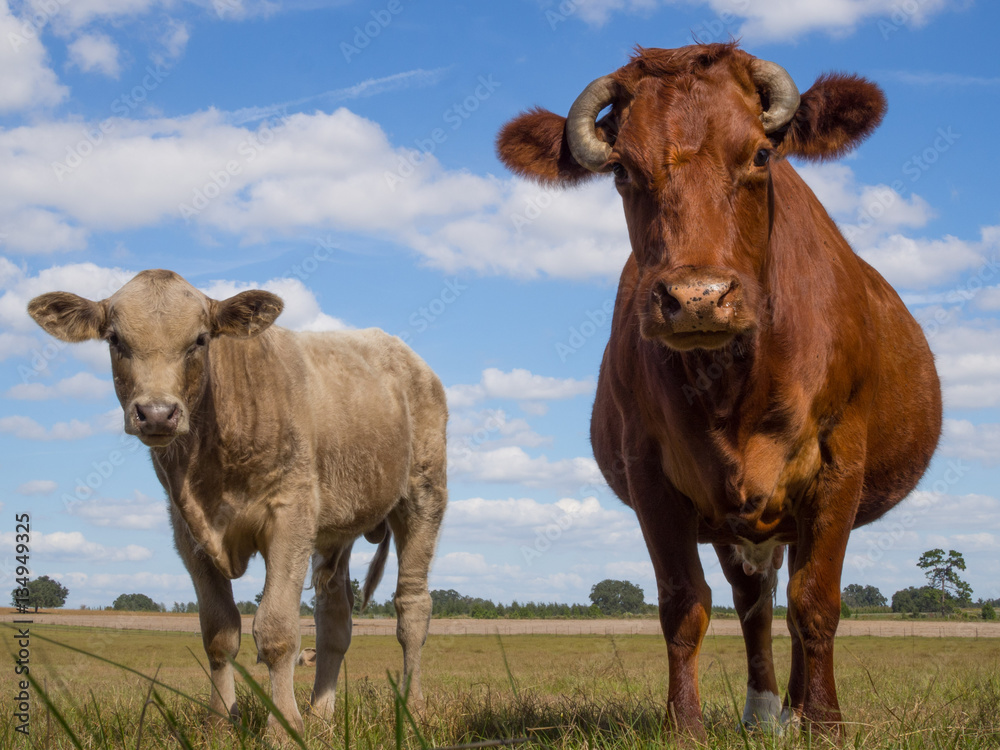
254, 514, 313, 737
172, 507, 241, 723
309, 544, 354, 721
388, 489, 444, 706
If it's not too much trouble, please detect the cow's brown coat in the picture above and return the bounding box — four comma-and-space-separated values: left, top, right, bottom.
497, 43, 941, 738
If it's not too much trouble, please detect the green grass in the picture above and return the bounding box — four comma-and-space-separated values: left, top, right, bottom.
3, 624, 999, 748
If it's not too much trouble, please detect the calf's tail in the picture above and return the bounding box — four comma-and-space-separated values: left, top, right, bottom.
362, 522, 391, 612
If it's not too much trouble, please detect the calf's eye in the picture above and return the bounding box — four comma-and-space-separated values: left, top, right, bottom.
612, 163, 628, 181
753, 148, 771, 168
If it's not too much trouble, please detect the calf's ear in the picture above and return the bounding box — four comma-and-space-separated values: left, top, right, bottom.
777, 73, 887, 161
27, 292, 106, 341
496, 108, 597, 185
211, 290, 284, 338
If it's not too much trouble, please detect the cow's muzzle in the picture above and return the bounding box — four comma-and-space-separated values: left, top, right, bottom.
128, 399, 185, 446
645, 268, 745, 350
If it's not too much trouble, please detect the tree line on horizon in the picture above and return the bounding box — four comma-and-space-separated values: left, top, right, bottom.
12, 550, 999, 621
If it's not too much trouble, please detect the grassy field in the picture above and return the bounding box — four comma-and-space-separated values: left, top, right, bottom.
3, 623, 999, 749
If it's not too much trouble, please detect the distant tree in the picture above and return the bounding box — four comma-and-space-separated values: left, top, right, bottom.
11, 576, 69, 609
351, 579, 361, 612
589, 579, 645, 616
982, 602, 997, 621
113, 593, 160, 612
892, 585, 956, 615
918, 549, 973, 616
300, 601, 314, 616
254, 590, 264, 605
841, 584, 887, 608
236, 601, 258, 615
840, 600, 852, 619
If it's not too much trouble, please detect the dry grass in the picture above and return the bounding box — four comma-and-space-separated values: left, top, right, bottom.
2, 623, 999, 748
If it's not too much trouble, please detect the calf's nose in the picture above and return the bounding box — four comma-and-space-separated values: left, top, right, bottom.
135, 401, 181, 432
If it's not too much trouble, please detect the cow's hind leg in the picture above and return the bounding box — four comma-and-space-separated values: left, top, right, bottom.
388, 476, 445, 707
172, 507, 242, 724
714, 542, 782, 730
309, 543, 354, 721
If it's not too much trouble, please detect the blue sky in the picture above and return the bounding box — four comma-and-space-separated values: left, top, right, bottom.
1, 0, 998, 611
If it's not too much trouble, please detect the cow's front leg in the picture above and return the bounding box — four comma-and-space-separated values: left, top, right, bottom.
171, 505, 242, 724
626, 444, 711, 739
254, 513, 313, 738
714, 542, 781, 730
786, 467, 862, 736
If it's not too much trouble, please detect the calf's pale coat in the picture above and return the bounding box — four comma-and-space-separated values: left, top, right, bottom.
28, 270, 448, 734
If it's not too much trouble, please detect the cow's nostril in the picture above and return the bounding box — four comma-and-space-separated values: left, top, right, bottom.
135, 403, 147, 423
654, 283, 682, 317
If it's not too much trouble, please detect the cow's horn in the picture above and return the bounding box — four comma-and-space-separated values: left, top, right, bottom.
566, 74, 616, 172
751, 59, 800, 133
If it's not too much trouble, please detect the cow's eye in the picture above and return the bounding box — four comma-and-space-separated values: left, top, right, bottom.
195, 333, 209, 347
611, 163, 629, 181
107, 332, 119, 348
753, 148, 771, 168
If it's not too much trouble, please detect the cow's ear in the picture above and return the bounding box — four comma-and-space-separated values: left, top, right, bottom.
496, 108, 597, 185
28, 292, 106, 342
777, 74, 887, 161
211, 290, 284, 338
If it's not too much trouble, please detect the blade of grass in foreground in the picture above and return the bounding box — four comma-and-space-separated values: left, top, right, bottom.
493, 632, 519, 701
25, 670, 84, 750
228, 657, 309, 750
22, 629, 224, 721
387, 671, 430, 750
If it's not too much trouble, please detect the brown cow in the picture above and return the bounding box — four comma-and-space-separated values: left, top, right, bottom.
28, 270, 448, 737
497, 43, 941, 739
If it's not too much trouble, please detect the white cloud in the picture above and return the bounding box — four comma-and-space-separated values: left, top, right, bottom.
16, 479, 57, 495
941, 419, 1000, 466
930, 323, 1000, 409
0, 415, 94, 440
448, 445, 605, 492
0, 530, 152, 561
68, 490, 168, 530
558, 0, 955, 41
0, 0, 68, 113
67, 33, 122, 78
200, 277, 349, 332
0, 407, 121, 440
794, 163, 994, 291
6, 371, 113, 400
448, 408, 551, 449
55, 571, 192, 596
444, 495, 641, 548
447, 368, 594, 408
0, 106, 629, 278
604, 560, 654, 581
